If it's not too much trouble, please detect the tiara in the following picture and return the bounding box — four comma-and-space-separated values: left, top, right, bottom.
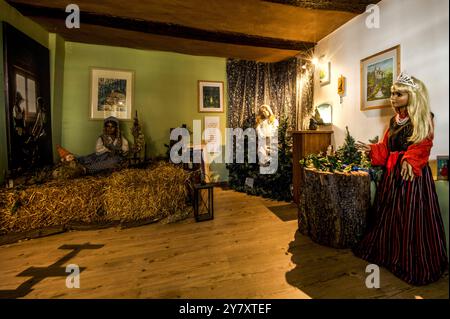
396, 72, 418, 89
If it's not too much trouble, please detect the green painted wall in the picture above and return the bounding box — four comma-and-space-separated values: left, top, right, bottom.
0, 0, 48, 48
62, 42, 228, 181
49, 33, 65, 162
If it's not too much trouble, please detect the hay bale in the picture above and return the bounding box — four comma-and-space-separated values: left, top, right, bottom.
0, 177, 106, 233
0, 162, 194, 236
103, 163, 193, 223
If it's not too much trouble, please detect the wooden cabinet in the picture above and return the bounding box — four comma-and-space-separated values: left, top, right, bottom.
292, 130, 333, 203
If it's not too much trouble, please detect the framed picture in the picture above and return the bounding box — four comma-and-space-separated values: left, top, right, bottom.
319, 60, 331, 86
437, 156, 449, 180
198, 81, 224, 113
360, 45, 400, 111
3, 23, 53, 172
90, 68, 134, 120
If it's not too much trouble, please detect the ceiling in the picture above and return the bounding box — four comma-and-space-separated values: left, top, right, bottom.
7, 0, 380, 62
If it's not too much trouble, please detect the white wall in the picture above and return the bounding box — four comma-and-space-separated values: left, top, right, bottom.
314, 0, 449, 159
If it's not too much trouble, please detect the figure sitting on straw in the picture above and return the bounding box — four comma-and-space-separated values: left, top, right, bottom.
77, 116, 129, 174
53, 116, 130, 179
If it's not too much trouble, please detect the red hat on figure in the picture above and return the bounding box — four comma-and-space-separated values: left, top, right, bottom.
56, 145, 72, 159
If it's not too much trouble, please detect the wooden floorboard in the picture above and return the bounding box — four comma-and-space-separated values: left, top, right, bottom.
0, 188, 447, 299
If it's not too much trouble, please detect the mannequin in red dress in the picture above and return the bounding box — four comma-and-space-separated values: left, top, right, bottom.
354, 73, 448, 285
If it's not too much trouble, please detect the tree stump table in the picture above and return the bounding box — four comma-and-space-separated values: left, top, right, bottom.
298, 168, 371, 248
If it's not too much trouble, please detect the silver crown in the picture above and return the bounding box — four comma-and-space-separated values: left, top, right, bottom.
396, 72, 418, 89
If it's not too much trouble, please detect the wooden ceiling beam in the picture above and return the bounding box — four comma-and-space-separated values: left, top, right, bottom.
262, 0, 380, 14
9, 2, 315, 51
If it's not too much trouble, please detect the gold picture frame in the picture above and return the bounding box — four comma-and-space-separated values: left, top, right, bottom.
360, 45, 400, 111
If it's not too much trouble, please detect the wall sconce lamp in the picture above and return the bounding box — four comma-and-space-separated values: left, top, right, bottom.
338, 75, 346, 104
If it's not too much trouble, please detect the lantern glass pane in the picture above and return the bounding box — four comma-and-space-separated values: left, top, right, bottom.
198, 188, 210, 215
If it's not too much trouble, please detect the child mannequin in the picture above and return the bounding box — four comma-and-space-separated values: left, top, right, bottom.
256, 104, 279, 166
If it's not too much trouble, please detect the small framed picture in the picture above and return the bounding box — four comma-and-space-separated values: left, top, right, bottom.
90, 67, 134, 120
319, 61, 331, 86
437, 156, 449, 180
198, 81, 224, 113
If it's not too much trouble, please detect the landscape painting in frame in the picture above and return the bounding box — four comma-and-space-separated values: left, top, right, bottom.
90, 68, 134, 120
360, 45, 400, 111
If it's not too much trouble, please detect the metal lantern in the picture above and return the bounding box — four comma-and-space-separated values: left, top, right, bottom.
193, 183, 214, 222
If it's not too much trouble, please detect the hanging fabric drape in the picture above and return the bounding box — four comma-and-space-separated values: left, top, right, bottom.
226, 56, 314, 202
297, 59, 315, 130
226, 57, 313, 131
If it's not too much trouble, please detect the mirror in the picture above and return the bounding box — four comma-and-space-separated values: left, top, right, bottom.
316, 103, 332, 125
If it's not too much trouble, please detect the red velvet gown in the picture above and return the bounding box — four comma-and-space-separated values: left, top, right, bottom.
353, 116, 448, 285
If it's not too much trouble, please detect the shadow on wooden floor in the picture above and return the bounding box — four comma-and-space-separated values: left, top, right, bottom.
0, 243, 104, 299
285, 230, 449, 299
266, 203, 298, 222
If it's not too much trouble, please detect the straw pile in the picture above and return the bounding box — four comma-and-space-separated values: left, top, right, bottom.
0, 162, 194, 236
104, 163, 193, 223
0, 177, 106, 233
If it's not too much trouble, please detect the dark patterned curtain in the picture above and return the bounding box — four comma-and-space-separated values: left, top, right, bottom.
297, 60, 315, 130
227, 57, 313, 130
226, 56, 314, 201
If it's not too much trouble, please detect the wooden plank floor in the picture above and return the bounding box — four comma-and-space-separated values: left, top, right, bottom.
0, 188, 447, 299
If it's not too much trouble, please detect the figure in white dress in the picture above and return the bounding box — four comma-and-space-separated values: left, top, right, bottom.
256, 104, 279, 166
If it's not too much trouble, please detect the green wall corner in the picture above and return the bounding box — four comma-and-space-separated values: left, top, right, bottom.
62, 42, 229, 181
49, 33, 65, 162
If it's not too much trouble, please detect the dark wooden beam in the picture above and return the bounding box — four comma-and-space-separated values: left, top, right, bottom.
9, 2, 315, 51
262, 0, 380, 14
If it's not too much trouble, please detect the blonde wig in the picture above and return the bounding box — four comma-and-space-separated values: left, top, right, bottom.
256, 104, 276, 126
392, 76, 434, 143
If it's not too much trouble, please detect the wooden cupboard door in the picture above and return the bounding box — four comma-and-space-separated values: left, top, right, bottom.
292, 131, 333, 204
